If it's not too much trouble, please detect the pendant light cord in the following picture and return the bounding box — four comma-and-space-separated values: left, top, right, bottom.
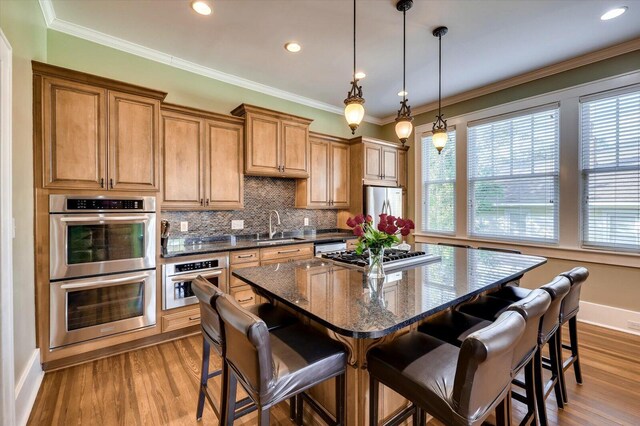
438, 32, 442, 116
353, 0, 356, 77
403, 9, 406, 101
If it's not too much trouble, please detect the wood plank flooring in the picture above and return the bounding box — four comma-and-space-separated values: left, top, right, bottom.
28, 322, 640, 425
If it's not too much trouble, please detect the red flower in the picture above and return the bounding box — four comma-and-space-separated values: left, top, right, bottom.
353, 226, 364, 237
406, 219, 415, 230
386, 224, 398, 234
377, 221, 387, 232
346, 217, 356, 228
379, 213, 388, 223
396, 218, 406, 228
401, 227, 411, 236
387, 215, 396, 225
355, 214, 365, 225
365, 215, 373, 223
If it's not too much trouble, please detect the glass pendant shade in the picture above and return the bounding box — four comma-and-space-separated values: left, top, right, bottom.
432, 129, 448, 153
344, 101, 365, 130
395, 118, 413, 143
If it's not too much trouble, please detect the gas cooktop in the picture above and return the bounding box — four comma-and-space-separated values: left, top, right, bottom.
320, 249, 440, 271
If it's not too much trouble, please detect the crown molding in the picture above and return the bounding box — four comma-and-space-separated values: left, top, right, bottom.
380, 36, 640, 124
37, 0, 384, 126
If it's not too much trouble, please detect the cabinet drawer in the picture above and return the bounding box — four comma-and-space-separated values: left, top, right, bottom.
260, 243, 313, 262
162, 308, 201, 333
229, 261, 261, 288
230, 285, 258, 307
260, 256, 309, 266
230, 249, 260, 264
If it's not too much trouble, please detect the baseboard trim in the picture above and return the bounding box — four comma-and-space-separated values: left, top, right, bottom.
15, 349, 43, 426
578, 301, 640, 336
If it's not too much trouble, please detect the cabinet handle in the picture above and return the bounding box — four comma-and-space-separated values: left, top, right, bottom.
237, 296, 254, 303
200, 199, 204, 206
100, 178, 104, 188
277, 248, 301, 254
206, 199, 210, 206
237, 254, 255, 259
109, 178, 114, 189
188, 316, 201, 321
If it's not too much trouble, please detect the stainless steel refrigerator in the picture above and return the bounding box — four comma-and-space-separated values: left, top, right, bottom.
364, 186, 404, 227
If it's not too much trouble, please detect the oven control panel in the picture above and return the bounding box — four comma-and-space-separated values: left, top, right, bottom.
67, 199, 144, 210
175, 259, 220, 273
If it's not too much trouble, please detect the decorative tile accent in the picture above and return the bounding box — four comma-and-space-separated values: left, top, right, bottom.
162, 176, 338, 237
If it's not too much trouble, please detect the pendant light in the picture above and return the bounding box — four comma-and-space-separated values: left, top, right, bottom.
432, 26, 448, 154
394, 0, 413, 146
344, 0, 365, 134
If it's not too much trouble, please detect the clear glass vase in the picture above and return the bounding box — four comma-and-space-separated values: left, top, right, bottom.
367, 247, 386, 280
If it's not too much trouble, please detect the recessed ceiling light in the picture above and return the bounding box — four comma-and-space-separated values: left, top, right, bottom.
284, 42, 302, 53
355, 71, 366, 79
191, 1, 212, 15
398, 90, 408, 97
601, 6, 627, 20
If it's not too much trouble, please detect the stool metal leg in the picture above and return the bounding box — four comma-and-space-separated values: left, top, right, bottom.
222, 363, 237, 426
523, 358, 538, 426
495, 395, 510, 426
369, 374, 379, 426
533, 348, 548, 426
295, 391, 303, 425
549, 332, 564, 410
569, 317, 583, 385
289, 396, 296, 421
556, 324, 569, 405
197, 338, 210, 421
258, 407, 270, 426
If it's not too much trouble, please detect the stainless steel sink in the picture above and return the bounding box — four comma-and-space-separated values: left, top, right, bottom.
255, 238, 305, 246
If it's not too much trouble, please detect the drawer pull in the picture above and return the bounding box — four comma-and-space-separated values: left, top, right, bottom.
237, 254, 255, 258
237, 296, 254, 303
188, 316, 201, 321
277, 249, 301, 254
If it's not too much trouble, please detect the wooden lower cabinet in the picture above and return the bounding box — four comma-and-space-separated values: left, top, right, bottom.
161, 307, 201, 332
230, 285, 259, 307
260, 243, 314, 263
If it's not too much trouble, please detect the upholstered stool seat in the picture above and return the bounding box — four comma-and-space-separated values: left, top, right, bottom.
418, 310, 492, 347
457, 295, 513, 321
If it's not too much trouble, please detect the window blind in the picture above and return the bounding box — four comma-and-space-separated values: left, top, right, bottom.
467, 105, 559, 243
580, 88, 640, 252
421, 130, 456, 234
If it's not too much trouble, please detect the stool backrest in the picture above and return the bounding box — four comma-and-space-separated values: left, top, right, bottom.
559, 267, 589, 322
506, 289, 551, 371
538, 276, 571, 343
191, 276, 225, 346
215, 293, 273, 398
453, 311, 525, 420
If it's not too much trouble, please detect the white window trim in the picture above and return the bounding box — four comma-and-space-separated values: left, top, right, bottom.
414, 69, 640, 261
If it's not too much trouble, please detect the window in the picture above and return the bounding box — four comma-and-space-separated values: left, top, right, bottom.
421, 130, 456, 234
467, 105, 560, 243
580, 88, 640, 252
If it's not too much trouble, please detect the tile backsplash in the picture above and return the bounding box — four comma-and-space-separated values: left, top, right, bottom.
161, 176, 338, 238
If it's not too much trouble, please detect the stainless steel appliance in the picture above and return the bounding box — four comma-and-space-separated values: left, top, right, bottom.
49, 195, 156, 280
162, 255, 228, 310
320, 249, 440, 271
50, 269, 156, 348
314, 241, 347, 256
365, 186, 404, 226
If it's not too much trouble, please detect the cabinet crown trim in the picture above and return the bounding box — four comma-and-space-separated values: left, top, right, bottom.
309, 131, 350, 144
231, 103, 313, 124
161, 103, 244, 125
348, 136, 407, 150
32, 61, 167, 100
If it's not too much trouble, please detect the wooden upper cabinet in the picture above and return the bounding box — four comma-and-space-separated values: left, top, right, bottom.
360, 139, 400, 187
381, 146, 398, 184
34, 62, 167, 192
363, 143, 382, 181
160, 104, 245, 211
232, 104, 312, 178
161, 111, 204, 209
398, 149, 408, 188
205, 120, 244, 209
108, 91, 160, 191
41, 77, 107, 189
295, 134, 350, 209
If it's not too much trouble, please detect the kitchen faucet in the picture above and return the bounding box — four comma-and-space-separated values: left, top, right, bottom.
268, 210, 281, 239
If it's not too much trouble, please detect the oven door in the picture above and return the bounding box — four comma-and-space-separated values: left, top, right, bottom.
50, 213, 156, 280
162, 268, 227, 310
50, 270, 156, 349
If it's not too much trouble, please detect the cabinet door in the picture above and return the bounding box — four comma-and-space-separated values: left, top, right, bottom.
381, 147, 398, 185
363, 143, 382, 181
108, 91, 160, 191
205, 120, 244, 209
161, 111, 204, 209
307, 139, 330, 207
330, 142, 350, 208
281, 120, 309, 177
42, 77, 107, 189
398, 149, 407, 188
245, 113, 280, 175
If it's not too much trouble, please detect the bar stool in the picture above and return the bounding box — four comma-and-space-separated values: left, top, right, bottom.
215, 293, 347, 426
557, 267, 589, 403
458, 275, 571, 425
368, 311, 526, 426
191, 276, 297, 423
419, 289, 551, 426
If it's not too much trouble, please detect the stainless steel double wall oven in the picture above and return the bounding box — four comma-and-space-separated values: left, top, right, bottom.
49, 195, 157, 349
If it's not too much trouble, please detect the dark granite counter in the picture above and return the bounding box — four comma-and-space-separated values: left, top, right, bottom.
161, 230, 354, 258
232, 244, 546, 338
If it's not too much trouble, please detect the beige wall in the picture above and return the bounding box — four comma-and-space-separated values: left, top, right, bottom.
0, 0, 47, 380
401, 52, 640, 313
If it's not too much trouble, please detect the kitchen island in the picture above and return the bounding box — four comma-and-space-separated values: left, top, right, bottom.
233, 244, 546, 425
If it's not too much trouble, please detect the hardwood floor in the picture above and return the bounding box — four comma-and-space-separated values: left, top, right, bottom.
28, 322, 640, 425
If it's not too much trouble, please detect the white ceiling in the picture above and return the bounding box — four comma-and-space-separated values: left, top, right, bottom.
46, 0, 640, 121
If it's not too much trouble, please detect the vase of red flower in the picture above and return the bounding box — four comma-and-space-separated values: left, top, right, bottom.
346, 213, 415, 279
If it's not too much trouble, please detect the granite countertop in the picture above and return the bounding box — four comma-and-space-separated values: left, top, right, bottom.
232, 244, 547, 338
161, 229, 355, 258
